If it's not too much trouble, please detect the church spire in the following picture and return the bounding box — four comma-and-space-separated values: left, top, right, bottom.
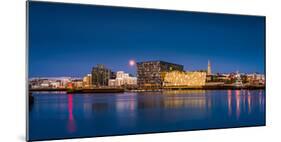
207, 60, 211, 75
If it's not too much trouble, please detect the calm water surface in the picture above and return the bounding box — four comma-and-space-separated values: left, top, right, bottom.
29, 90, 265, 141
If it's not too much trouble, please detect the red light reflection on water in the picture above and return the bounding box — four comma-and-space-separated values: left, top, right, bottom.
67, 94, 76, 133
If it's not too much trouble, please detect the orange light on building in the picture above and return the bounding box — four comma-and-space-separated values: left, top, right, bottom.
67, 82, 73, 89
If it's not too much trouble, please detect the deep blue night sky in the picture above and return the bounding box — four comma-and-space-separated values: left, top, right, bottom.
28, 1, 265, 77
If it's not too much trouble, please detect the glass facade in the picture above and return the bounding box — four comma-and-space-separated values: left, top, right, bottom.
136, 61, 183, 88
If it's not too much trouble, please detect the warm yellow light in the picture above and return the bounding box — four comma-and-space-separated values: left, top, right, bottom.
163, 71, 206, 87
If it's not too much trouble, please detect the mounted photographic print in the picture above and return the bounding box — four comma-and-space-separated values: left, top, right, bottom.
27, 1, 266, 141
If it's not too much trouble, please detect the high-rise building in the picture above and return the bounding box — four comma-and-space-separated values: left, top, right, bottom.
207, 60, 212, 75
91, 64, 112, 87
137, 61, 184, 88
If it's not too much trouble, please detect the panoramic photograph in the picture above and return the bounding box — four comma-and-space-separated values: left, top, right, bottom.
27, 1, 265, 141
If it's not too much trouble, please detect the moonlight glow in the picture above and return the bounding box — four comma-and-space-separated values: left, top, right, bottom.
129, 60, 136, 66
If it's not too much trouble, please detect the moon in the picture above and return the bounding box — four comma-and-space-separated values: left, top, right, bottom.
129, 60, 136, 66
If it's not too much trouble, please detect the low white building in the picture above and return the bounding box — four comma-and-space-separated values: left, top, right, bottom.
50, 81, 61, 88
108, 71, 137, 87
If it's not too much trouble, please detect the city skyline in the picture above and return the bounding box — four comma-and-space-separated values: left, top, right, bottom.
27, 59, 264, 79
28, 2, 265, 77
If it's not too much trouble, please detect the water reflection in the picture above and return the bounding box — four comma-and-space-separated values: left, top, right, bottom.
162, 96, 206, 109
92, 103, 108, 112
162, 90, 208, 110
67, 94, 76, 133
247, 90, 251, 114
259, 90, 265, 112
29, 90, 265, 140
137, 90, 208, 109
65, 90, 265, 122
235, 90, 241, 119
227, 90, 232, 116
83, 103, 92, 119
224, 90, 265, 120
115, 94, 137, 112
162, 90, 206, 95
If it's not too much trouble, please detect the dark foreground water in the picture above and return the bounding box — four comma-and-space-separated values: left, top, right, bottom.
29, 90, 265, 141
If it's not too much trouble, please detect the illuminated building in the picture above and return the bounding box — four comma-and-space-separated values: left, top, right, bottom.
207, 60, 211, 75
83, 74, 92, 88
234, 71, 243, 87
206, 60, 212, 82
108, 71, 137, 87
163, 71, 206, 88
216, 74, 229, 81
108, 80, 116, 87
137, 61, 183, 88
246, 73, 265, 85
50, 81, 61, 88
91, 64, 112, 87
29, 77, 71, 89
40, 80, 50, 88
72, 79, 83, 88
